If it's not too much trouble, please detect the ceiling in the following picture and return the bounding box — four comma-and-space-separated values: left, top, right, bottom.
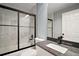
48, 3, 77, 17
0, 3, 78, 18
1, 3, 36, 14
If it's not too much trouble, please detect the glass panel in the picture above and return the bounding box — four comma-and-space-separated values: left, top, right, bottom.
30, 16, 34, 27
19, 27, 31, 48
29, 27, 35, 45
19, 14, 30, 26
47, 20, 53, 37
0, 8, 18, 54
0, 8, 17, 25
0, 26, 17, 54
19, 13, 35, 48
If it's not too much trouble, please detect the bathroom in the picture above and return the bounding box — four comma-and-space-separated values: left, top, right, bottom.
0, 3, 79, 56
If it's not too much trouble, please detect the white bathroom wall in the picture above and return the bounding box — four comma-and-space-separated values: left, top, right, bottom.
53, 4, 79, 39
53, 12, 62, 38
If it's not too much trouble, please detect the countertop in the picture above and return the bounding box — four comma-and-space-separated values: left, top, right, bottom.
36, 40, 79, 56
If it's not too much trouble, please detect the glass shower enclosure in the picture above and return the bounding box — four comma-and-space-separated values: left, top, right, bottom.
0, 5, 36, 55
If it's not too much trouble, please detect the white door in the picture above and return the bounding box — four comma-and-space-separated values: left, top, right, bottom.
62, 9, 79, 43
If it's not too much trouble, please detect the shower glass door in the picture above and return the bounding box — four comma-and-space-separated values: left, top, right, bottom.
19, 13, 35, 48
0, 6, 35, 55
0, 8, 18, 54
